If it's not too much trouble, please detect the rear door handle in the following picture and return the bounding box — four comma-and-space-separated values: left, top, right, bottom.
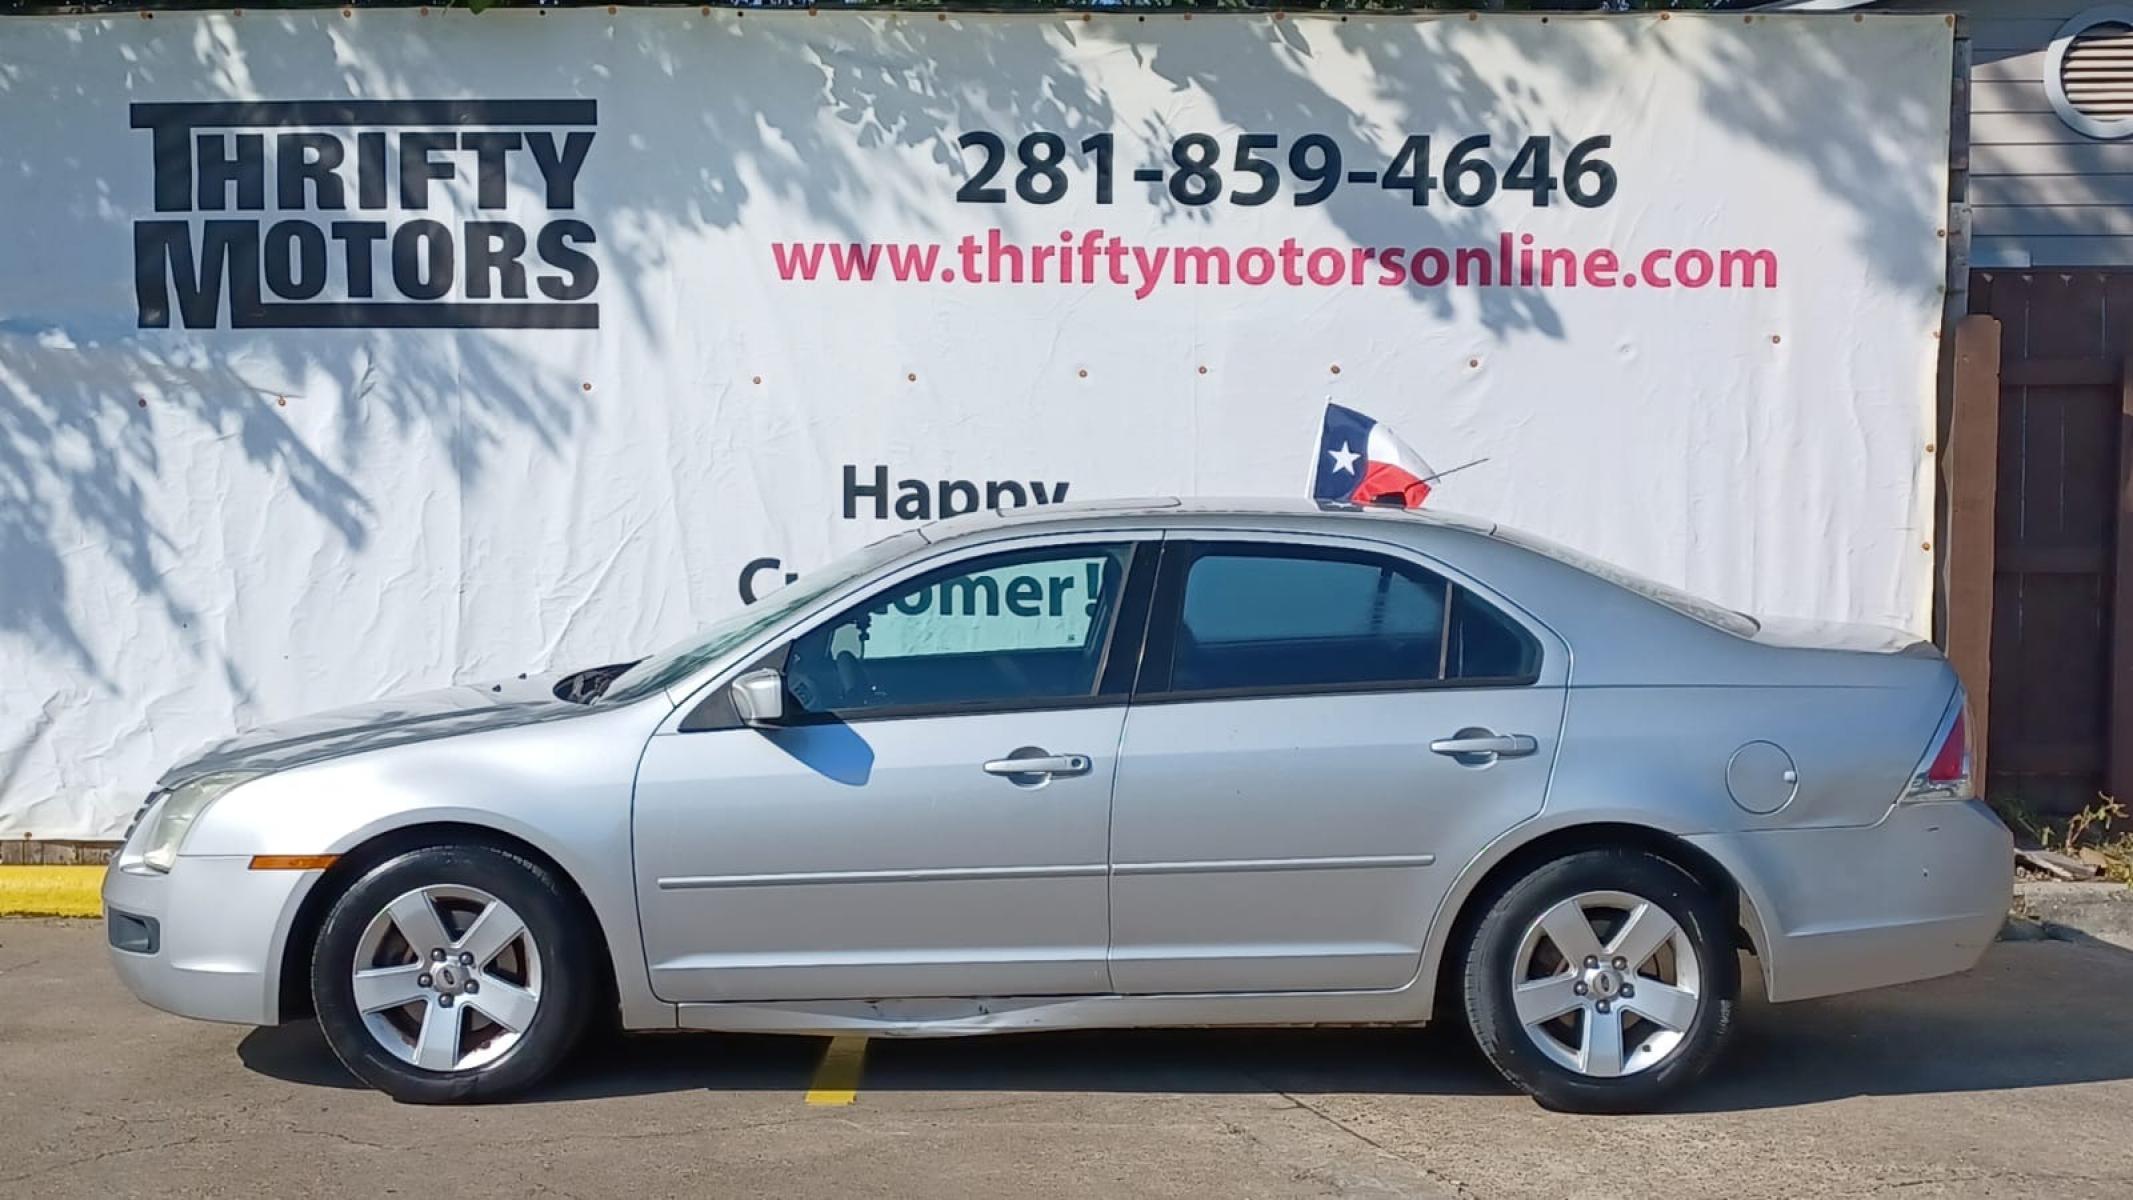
1429, 730, 1538, 762
982, 752, 1092, 779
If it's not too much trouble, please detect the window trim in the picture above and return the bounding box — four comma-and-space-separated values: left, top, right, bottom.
1132, 538, 1542, 704
680, 538, 1158, 730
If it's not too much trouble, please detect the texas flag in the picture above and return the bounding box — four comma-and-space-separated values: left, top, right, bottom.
1310, 403, 1437, 509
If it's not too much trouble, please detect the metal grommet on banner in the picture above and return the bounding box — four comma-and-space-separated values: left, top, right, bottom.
1077, 369, 1088, 379
1197, 366, 1208, 375
276, 395, 286, 408
906, 373, 918, 383
582, 382, 593, 392
1329, 364, 1341, 375
752, 376, 763, 386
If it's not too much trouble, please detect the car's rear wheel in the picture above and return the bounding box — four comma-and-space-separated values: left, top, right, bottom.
1462, 848, 1736, 1113
311, 844, 595, 1103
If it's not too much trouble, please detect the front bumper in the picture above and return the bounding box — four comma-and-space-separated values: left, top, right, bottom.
1690, 798, 2013, 1003
102, 854, 316, 1026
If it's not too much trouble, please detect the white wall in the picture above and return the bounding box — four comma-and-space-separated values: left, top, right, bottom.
0, 10, 1953, 836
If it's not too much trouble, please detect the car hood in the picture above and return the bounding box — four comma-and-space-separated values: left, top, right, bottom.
156, 671, 591, 787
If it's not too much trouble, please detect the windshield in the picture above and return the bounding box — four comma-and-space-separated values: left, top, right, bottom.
1489, 525, 1761, 638
598, 532, 926, 706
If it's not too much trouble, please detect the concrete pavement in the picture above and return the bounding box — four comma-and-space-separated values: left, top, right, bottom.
4, 918, 2133, 1198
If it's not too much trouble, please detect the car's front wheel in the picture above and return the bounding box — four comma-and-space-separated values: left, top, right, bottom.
1462, 848, 1737, 1113
311, 844, 596, 1103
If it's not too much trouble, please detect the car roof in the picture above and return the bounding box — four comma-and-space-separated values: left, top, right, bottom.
918, 496, 1500, 542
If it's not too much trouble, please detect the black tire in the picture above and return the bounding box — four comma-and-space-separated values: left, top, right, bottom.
1462, 848, 1737, 1114
311, 844, 596, 1104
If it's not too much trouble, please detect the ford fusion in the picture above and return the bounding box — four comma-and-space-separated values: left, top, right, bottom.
104, 500, 2011, 1112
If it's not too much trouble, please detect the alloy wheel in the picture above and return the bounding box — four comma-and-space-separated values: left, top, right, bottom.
1508, 889, 1703, 1079
350, 884, 545, 1072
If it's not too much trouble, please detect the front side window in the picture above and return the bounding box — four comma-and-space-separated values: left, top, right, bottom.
783, 543, 1133, 717
1158, 543, 1538, 696
600, 531, 926, 706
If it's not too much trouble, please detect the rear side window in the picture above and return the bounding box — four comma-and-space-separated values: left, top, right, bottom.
1155, 544, 1537, 696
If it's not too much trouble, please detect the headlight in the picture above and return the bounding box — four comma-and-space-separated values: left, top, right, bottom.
140, 771, 262, 871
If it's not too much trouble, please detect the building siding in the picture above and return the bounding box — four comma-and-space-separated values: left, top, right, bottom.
1889, 1, 2133, 267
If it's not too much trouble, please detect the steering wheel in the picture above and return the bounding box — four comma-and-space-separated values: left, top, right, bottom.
833, 649, 875, 706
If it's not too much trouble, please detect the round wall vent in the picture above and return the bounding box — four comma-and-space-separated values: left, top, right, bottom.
2048, 7, 2133, 140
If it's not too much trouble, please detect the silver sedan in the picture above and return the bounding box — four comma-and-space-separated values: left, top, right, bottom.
102, 500, 2011, 1112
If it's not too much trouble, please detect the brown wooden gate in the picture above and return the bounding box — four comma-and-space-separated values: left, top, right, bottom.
1959, 271, 2133, 817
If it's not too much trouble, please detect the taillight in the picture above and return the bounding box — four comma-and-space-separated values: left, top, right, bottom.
1926, 710, 1967, 782
1903, 694, 1973, 803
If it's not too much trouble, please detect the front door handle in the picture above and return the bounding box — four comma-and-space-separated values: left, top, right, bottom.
982, 750, 1092, 781
1429, 729, 1538, 764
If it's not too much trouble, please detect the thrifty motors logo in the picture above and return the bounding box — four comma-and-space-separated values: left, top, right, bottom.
130, 99, 600, 330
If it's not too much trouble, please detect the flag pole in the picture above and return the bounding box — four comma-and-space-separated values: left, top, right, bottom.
1304, 401, 1332, 496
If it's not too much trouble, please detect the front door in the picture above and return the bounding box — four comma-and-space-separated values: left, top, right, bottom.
634, 538, 1151, 1003
1107, 537, 1566, 994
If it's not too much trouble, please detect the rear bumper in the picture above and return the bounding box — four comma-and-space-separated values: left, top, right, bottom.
101, 854, 316, 1026
1689, 798, 2013, 1003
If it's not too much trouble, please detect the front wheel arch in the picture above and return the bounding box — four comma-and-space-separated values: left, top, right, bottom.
278, 821, 617, 1028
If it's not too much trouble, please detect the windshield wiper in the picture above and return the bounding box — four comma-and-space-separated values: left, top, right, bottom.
551, 660, 642, 705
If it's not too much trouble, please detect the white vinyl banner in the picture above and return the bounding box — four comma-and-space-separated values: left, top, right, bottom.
0, 10, 1951, 837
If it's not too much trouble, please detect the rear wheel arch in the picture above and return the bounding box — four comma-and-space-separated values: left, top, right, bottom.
277, 821, 617, 1026
1428, 821, 1768, 1018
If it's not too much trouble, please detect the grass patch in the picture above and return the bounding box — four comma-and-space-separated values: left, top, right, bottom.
1999, 794, 2133, 886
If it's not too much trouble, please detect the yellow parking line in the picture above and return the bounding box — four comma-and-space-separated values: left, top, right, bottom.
0, 866, 104, 918
805, 1035, 868, 1106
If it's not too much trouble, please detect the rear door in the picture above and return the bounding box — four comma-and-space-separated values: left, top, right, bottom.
1107, 535, 1567, 994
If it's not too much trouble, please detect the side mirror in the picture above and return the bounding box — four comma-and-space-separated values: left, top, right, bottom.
729, 668, 787, 727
